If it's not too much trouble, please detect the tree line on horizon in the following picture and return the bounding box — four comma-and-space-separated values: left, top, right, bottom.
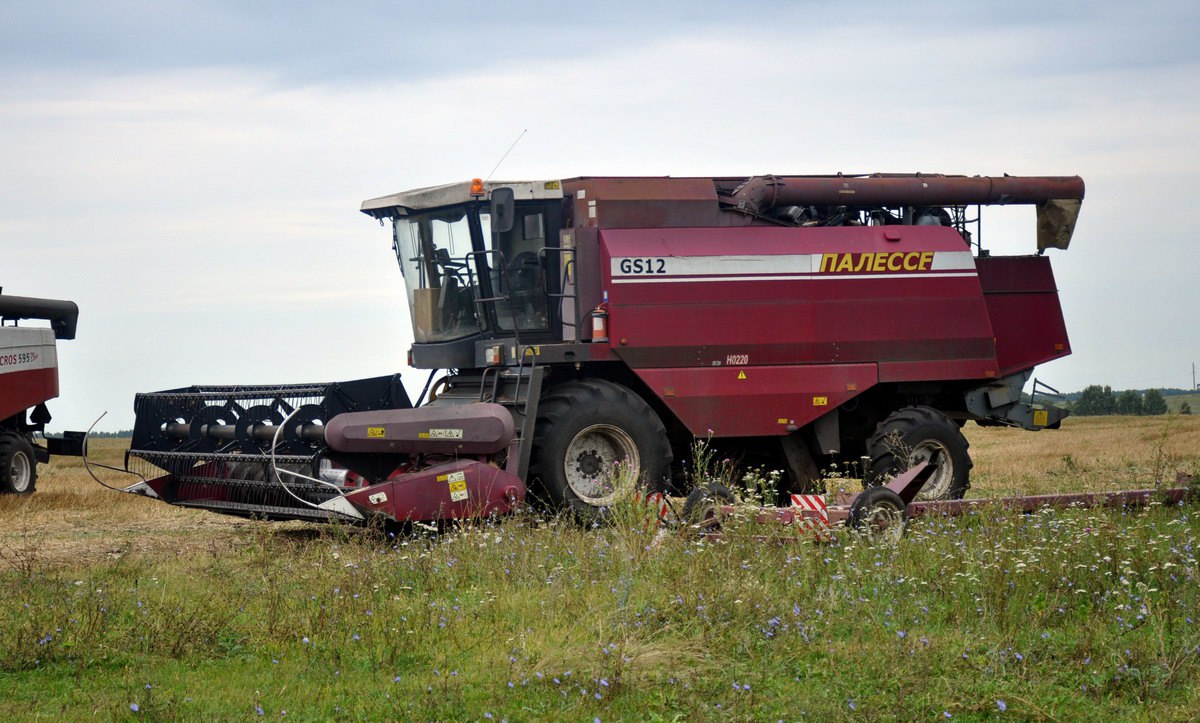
1069, 385, 1188, 416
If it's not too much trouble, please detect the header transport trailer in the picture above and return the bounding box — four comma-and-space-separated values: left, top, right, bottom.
0, 292, 84, 494
117, 172, 1083, 524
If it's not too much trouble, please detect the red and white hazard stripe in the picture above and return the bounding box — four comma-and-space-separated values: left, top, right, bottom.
790, 493, 831, 540
644, 491, 670, 529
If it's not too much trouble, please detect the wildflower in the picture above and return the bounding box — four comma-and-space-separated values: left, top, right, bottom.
996, 700, 1006, 712
130, 704, 140, 713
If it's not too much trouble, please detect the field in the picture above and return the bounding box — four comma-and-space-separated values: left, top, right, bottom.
1166, 393, 1199, 414
2, 416, 1199, 720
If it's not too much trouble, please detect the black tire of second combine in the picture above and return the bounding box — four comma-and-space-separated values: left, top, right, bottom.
0, 433, 37, 494
866, 406, 972, 501
528, 380, 672, 519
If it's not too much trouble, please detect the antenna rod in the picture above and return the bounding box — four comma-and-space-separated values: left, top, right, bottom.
484, 129, 527, 184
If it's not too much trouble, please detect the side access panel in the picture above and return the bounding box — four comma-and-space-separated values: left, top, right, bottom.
633, 364, 877, 438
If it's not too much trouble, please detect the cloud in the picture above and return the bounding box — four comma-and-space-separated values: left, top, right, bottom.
3, 2, 1199, 429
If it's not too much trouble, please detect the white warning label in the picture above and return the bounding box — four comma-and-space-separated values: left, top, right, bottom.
441, 470, 469, 502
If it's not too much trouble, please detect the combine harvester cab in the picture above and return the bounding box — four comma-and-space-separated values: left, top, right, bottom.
0, 292, 84, 494
119, 171, 1086, 527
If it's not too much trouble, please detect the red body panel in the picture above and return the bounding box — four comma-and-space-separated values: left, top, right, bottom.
345, 459, 524, 521
0, 367, 58, 421
976, 255, 1071, 376
636, 364, 877, 437
599, 225, 1007, 437
1, 327, 60, 421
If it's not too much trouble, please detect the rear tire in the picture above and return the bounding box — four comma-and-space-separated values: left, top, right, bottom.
866, 406, 971, 501
529, 380, 672, 518
0, 433, 37, 495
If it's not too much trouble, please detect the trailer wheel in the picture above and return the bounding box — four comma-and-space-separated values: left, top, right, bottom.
847, 487, 907, 543
0, 433, 37, 495
529, 380, 672, 518
866, 406, 971, 501
681, 483, 735, 532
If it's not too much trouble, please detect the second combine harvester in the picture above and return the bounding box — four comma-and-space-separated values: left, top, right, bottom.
121, 173, 1083, 523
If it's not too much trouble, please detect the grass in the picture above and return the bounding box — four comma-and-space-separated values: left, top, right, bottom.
1165, 393, 1198, 414
1, 418, 1199, 720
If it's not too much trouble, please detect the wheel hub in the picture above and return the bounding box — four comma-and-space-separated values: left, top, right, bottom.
861, 504, 904, 544
911, 440, 953, 500
9, 450, 31, 493
563, 424, 640, 507
574, 449, 604, 479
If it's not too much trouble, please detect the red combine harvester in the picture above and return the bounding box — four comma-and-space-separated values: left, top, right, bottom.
1, 292, 84, 494
118, 173, 1090, 525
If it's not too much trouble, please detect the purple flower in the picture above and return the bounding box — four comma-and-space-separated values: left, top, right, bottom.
848, 700, 856, 711
256, 705, 264, 716
996, 700, 1007, 712
897, 631, 906, 639
130, 704, 140, 713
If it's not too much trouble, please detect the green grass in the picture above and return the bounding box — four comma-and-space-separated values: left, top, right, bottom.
3, 495, 1199, 720
1166, 393, 1198, 414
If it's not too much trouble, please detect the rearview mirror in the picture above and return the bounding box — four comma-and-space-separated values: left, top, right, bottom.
490, 187, 515, 234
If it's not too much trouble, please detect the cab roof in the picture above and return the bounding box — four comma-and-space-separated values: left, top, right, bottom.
360, 179, 565, 218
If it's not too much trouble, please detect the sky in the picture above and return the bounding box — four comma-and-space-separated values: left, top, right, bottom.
2, 1, 1198, 432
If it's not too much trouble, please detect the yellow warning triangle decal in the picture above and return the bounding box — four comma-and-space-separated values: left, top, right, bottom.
737, 370, 747, 380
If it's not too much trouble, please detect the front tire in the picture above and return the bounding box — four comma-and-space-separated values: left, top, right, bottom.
529, 380, 672, 518
0, 433, 37, 495
866, 406, 971, 500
